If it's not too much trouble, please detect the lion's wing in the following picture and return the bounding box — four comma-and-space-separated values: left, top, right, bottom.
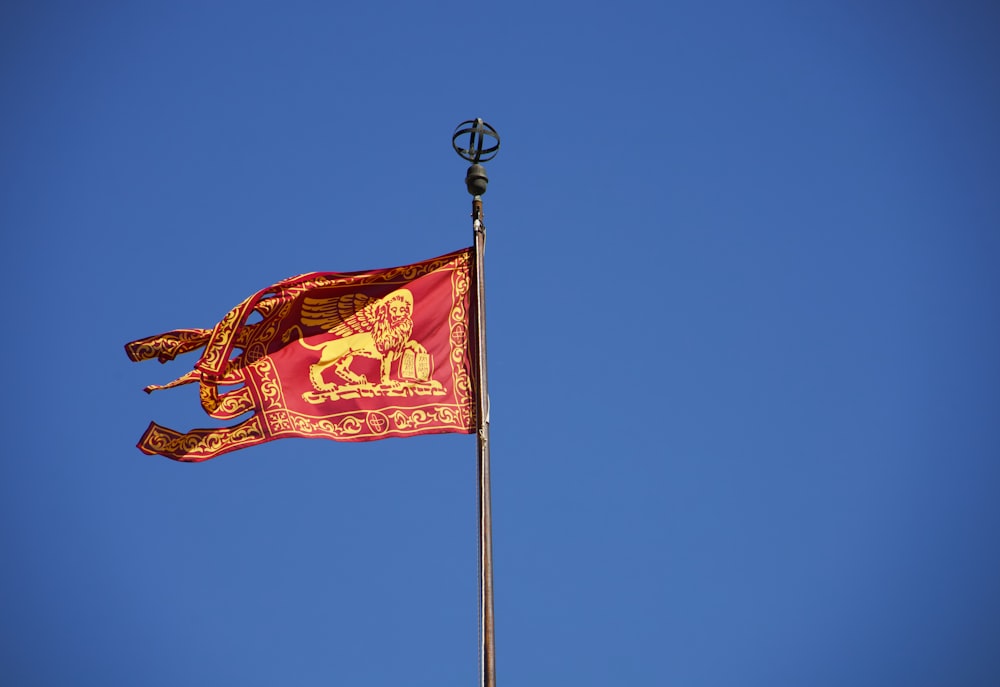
301, 293, 380, 336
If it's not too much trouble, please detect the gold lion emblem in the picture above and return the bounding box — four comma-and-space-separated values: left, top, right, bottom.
283, 289, 442, 402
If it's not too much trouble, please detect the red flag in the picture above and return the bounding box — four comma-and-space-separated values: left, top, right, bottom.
126, 248, 475, 461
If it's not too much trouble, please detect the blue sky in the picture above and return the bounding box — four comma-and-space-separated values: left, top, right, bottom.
2, 2, 999, 685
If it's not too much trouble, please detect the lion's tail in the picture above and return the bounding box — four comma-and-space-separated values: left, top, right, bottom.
282, 324, 327, 351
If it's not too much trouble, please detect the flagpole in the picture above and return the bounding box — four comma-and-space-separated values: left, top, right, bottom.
453, 118, 500, 687
473, 195, 495, 687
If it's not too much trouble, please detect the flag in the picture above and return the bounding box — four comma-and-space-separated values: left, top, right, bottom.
126, 248, 475, 462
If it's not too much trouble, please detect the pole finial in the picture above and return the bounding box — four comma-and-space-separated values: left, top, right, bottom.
452, 118, 500, 197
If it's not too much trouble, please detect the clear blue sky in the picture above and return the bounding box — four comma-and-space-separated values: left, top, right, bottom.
2, 2, 999, 685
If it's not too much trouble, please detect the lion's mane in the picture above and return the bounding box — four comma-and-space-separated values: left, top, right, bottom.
372, 307, 413, 355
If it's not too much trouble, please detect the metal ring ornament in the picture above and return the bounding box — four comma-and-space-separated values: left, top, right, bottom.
452, 119, 500, 164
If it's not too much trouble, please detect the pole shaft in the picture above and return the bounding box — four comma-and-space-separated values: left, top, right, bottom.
472, 196, 496, 687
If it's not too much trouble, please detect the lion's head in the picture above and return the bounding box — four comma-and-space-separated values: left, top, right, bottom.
372, 289, 414, 355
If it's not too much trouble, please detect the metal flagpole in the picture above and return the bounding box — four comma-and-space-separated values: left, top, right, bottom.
453, 118, 500, 687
